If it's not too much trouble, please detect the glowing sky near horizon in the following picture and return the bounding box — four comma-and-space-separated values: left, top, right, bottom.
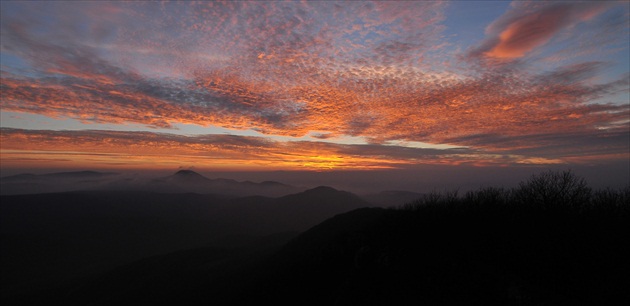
1, 1, 629, 172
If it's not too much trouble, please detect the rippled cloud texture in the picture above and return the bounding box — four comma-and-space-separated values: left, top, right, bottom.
1, 1, 628, 172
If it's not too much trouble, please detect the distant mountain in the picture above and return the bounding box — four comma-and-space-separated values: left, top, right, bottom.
144, 170, 304, 197
243, 186, 371, 233
42, 170, 119, 179
0, 173, 39, 181
0, 170, 303, 197
280, 185, 363, 204
0, 171, 120, 195
1, 170, 118, 181
362, 190, 425, 207
169, 169, 211, 181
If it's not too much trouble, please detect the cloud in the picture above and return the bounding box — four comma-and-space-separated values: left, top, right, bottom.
443, 128, 630, 162
1, 128, 589, 171
469, 2, 616, 60
0, 1, 628, 164
538, 61, 607, 85
3, 59, 627, 145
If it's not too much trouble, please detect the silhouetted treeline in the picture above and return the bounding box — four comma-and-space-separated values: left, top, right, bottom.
404, 170, 629, 214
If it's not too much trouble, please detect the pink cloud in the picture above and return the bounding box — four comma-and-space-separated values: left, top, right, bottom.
472, 2, 614, 60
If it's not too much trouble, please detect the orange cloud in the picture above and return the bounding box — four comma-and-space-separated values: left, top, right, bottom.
1, 128, 584, 172
2, 60, 628, 153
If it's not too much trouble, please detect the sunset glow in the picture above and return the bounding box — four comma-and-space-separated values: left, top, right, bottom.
1, 1, 628, 176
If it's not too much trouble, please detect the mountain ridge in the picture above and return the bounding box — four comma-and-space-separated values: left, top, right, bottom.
1, 170, 119, 181
0, 170, 304, 197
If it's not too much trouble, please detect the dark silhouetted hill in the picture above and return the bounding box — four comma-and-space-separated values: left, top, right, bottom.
2, 170, 629, 305
0, 186, 369, 300
24, 194, 629, 305
241, 172, 630, 305
56, 231, 298, 306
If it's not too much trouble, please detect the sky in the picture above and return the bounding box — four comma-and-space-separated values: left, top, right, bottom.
1, 1, 629, 191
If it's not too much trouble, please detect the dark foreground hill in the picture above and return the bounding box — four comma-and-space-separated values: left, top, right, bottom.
0, 186, 368, 300
252, 206, 629, 305
243, 172, 630, 305
12, 200, 629, 306
2, 171, 629, 305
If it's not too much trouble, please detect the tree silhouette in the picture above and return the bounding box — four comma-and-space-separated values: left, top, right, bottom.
514, 170, 591, 209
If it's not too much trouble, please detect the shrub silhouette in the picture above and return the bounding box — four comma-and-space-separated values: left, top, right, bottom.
591, 186, 630, 215
404, 170, 626, 214
514, 170, 591, 209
